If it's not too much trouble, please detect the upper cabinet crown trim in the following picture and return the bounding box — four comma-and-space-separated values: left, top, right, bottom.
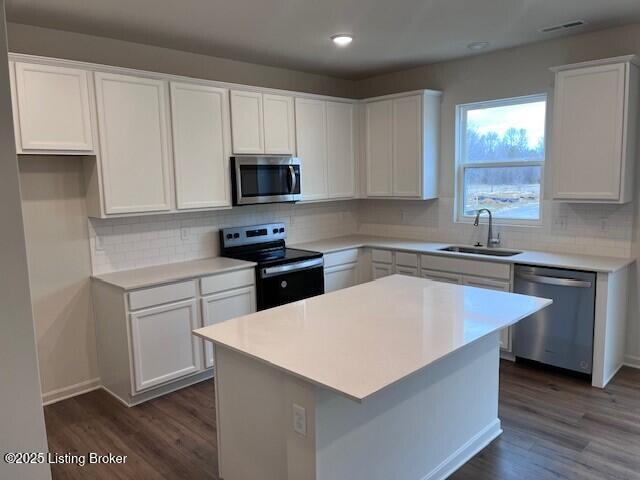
550, 55, 640, 72
362, 89, 443, 102
7, 53, 359, 104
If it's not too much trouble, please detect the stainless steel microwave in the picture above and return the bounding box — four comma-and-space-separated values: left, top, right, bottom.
231, 156, 301, 205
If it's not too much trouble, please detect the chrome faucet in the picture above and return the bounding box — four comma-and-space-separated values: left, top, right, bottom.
473, 208, 501, 248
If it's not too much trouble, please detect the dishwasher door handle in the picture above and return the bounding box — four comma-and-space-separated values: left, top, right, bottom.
516, 272, 592, 288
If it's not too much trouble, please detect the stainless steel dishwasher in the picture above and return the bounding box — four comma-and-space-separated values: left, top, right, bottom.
513, 265, 596, 375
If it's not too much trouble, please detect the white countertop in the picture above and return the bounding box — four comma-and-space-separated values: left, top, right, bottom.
293, 235, 633, 273
194, 275, 551, 401
92, 256, 256, 290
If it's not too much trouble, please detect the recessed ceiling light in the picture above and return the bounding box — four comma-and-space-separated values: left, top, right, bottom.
331, 34, 353, 47
467, 41, 489, 51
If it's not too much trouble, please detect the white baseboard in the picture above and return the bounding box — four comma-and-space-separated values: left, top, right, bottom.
42, 377, 101, 406
422, 419, 502, 480
624, 355, 640, 369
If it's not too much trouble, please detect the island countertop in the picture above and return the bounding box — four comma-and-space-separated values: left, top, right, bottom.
194, 275, 551, 401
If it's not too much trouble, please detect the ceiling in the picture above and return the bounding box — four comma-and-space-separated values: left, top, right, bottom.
6, 0, 640, 79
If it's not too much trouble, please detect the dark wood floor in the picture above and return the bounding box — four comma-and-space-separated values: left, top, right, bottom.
44, 361, 640, 480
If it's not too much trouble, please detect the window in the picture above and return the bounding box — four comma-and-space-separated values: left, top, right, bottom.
455, 94, 546, 223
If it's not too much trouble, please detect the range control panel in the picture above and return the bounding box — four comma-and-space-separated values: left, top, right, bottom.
220, 223, 286, 248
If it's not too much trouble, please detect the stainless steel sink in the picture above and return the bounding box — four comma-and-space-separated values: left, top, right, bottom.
439, 246, 522, 257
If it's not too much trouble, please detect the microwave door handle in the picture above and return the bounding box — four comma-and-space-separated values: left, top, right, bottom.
289, 165, 297, 193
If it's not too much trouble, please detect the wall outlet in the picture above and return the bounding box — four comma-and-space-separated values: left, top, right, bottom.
292, 403, 306, 437
599, 217, 608, 232
180, 226, 190, 241
94, 235, 104, 252
553, 216, 568, 230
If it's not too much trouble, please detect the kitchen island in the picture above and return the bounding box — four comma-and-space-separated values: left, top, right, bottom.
194, 275, 551, 480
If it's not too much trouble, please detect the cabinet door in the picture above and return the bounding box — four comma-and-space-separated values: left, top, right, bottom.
201, 287, 256, 368
263, 94, 295, 154
130, 299, 202, 392
327, 101, 356, 198
295, 98, 328, 200
230, 90, 264, 154
372, 262, 393, 279
552, 63, 626, 201
13, 62, 94, 152
462, 275, 511, 350
95, 72, 172, 214
396, 266, 418, 277
393, 95, 422, 197
324, 263, 358, 293
170, 82, 231, 210
366, 100, 393, 196
421, 269, 462, 284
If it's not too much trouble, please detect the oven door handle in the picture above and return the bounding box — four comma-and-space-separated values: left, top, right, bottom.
261, 258, 323, 278
288, 165, 297, 193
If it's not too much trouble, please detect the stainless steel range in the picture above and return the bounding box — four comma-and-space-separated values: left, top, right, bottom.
219, 223, 324, 310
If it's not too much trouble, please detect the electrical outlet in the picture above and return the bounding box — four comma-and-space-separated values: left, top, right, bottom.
94, 235, 104, 252
553, 216, 568, 230
180, 227, 190, 241
599, 217, 608, 232
292, 403, 306, 437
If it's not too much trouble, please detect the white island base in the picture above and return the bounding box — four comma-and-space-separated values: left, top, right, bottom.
215, 332, 501, 480
195, 276, 551, 480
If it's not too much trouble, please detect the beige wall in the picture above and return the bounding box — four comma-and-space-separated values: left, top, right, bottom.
19, 157, 99, 401
0, 1, 51, 478
7, 22, 356, 98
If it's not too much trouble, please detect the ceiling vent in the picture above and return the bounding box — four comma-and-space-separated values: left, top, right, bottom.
538, 20, 586, 34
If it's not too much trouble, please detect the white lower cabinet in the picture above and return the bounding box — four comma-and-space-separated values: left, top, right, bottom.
201, 286, 256, 368
92, 267, 256, 406
372, 262, 393, 279
420, 254, 513, 352
462, 275, 511, 350
396, 266, 419, 277
421, 269, 462, 284
325, 263, 358, 293
130, 298, 202, 392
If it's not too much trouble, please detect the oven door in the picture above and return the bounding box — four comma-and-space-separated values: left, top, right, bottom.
257, 258, 324, 310
232, 156, 301, 205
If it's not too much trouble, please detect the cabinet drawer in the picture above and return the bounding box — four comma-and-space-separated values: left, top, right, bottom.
200, 268, 255, 296
371, 249, 393, 264
462, 275, 510, 291
421, 254, 510, 280
324, 249, 359, 268
128, 280, 197, 311
396, 265, 418, 277
421, 269, 462, 284
395, 251, 418, 267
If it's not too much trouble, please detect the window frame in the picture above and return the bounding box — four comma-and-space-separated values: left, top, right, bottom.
454, 93, 547, 226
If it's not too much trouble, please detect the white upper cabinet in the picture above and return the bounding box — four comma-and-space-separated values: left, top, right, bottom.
263, 94, 296, 154
11, 62, 94, 153
366, 99, 394, 196
327, 101, 356, 198
230, 90, 296, 155
295, 97, 328, 200
364, 91, 440, 199
95, 72, 173, 214
393, 95, 422, 197
230, 90, 264, 154
170, 82, 231, 210
551, 56, 639, 203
